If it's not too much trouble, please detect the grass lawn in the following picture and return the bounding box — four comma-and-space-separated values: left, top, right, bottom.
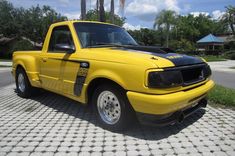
208, 84, 235, 107
0, 59, 12, 62
201, 55, 227, 62
0, 65, 12, 67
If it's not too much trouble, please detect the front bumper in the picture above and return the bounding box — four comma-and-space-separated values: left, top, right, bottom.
127, 80, 214, 115
136, 98, 207, 126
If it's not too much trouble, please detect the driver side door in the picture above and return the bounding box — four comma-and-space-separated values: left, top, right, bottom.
40, 25, 75, 92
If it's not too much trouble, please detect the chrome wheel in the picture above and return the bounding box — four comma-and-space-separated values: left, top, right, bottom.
18, 73, 25, 92
97, 90, 121, 125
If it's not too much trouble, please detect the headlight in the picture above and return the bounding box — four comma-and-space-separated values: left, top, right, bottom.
148, 71, 183, 88
202, 65, 211, 78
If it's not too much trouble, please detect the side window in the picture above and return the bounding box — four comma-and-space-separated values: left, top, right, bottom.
48, 26, 75, 53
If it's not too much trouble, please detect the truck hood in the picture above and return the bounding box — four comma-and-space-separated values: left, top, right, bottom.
84, 46, 204, 68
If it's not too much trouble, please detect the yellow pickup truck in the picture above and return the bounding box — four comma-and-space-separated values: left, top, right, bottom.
12, 21, 214, 131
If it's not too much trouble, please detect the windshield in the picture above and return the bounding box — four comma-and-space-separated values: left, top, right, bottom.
74, 22, 138, 48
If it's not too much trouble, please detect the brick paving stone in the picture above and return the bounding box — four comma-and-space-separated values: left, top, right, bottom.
0, 84, 235, 156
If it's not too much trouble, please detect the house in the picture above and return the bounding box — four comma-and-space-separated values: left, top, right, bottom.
197, 34, 224, 55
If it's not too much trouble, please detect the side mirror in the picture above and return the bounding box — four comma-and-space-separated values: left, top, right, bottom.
54, 44, 75, 54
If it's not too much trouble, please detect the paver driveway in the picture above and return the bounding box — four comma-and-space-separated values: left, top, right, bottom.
0, 84, 234, 156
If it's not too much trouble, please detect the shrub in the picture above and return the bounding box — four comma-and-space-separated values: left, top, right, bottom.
224, 50, 235, 60
229, 53, 235, 60
0, 39, 34, 59
11, 39, 34, 52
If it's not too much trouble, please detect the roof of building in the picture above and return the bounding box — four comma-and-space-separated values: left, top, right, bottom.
197, 34, 224, 43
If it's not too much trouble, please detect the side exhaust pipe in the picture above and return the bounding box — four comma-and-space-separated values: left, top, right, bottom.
177, 112, 185, 123
198, 98, 208, 108
177, 98, 207, 124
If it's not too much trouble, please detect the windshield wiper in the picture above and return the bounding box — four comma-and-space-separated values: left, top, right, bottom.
86, 43, 121, 48
86, 43, 138, 48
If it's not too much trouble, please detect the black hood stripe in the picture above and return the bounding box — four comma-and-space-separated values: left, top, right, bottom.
111, 46, 204, 67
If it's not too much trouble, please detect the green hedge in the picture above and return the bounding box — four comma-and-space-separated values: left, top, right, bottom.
0, 39, 34, 59
224, 50, 235, 60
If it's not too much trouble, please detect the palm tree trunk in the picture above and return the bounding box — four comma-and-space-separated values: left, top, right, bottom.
166, 32, 169, 48
110, 0, 114, 23
96, 0, 99, 10
81, 0, 86, 20
119, 0, 125, 16
99, 0, 106, 22
166, 24, 170, 48
96, 0, 99, 20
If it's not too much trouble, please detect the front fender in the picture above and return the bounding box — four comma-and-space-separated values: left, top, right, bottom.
86, 68, 128, 90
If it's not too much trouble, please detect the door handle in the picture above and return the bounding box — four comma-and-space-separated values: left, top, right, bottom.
42, 58, 47, 62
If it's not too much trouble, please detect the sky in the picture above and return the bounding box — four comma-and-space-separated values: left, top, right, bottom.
8, 0, 235, 30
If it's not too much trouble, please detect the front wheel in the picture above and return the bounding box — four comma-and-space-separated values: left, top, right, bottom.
92, 84, 135, 131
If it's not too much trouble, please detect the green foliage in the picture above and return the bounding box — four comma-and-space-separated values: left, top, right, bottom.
222, 5, 235, 35
128, 28, 160, 46
209, 85, 235, 106
20, 5, 67, 43
86, 10, 125, 26
224, 50, 235, 60
0, 0, 67, 58
0, 0, 24, 37
11, 39, 34, 52
0, 0, 67, 43
153, 10, 177, 47
170, 39, 195, 52
202, 55, 227, 62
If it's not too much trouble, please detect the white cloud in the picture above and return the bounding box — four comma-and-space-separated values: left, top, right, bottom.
58, 0, 69, 7
182, 4, 191, 12
126, 0, 180, 21
165, 0, 180, 13
123, 23, 142, 30
190, 11, 209, 17
64, 12, 80, 20
212, 10, 225, 20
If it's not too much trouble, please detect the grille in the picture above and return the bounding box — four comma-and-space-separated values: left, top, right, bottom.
181, 67, 204, 85
165, 63, 211, 86
180, 64, 211, 86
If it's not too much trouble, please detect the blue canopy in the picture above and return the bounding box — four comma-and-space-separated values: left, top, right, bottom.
197, 34, 224, 43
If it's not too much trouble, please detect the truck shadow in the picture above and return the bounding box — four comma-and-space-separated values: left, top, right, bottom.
25, 89, 205, 141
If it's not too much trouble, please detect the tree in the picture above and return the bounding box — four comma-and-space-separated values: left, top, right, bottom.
0, 0, 67, 43
128, 29, 160, 46
0, 0, 24, 38
110, 0, 114, 23
86, 9, 125, 26
154, 10, 177, 47
110, 0, 125, 23
222, 5, 235, 35
99, 0, 105, 22
23, 5, 67, 44
80, 0, 86, 20
119, 0, 125, 16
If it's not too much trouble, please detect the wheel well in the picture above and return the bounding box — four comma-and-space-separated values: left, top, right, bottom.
16, 65, 25, 72
87, 78, 125, 105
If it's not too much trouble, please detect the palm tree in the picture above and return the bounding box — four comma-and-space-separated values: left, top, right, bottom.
110, 0, 125, 23
154, 10, 177, 47
99, 0, 105, 22
222, 5, 235, 35
119, 0, 125, 16
80, 0, 86, 20
110, 0, 114, 23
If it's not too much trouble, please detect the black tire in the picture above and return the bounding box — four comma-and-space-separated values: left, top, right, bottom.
92, 84, 136, 131
15, 67, 38, 98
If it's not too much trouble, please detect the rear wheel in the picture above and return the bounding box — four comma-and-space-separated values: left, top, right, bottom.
92, 84, 135, 131
16, 67, 38, 98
